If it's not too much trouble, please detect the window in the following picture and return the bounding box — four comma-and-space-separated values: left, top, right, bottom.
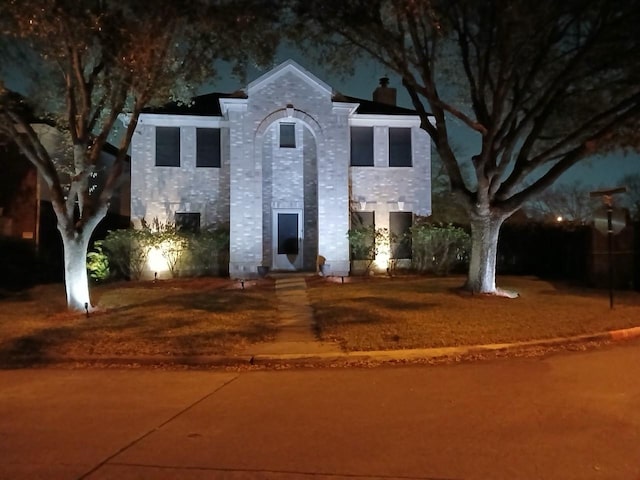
350, 127, 374, 166
196, 128, 221, 168
390, 212, 413, 259
155, 127, 180, 167
280, 123, 296, 148
349, 211, 375, 260
175, 212, 200, 233
389, 127, 412, 167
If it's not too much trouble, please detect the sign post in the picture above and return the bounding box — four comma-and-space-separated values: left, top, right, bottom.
590, 187, 627, 309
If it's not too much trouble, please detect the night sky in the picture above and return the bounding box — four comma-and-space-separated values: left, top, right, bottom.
208, 47, 640, 190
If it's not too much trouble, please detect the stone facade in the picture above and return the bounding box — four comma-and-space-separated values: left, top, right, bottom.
129, 60, 431, 277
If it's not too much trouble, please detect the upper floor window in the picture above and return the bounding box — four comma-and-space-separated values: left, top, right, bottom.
389, 127, 412, 167
196, 128, 221, 168
350, 127, 374, 166
280, 123, 296, 148
155, 126, 180, 167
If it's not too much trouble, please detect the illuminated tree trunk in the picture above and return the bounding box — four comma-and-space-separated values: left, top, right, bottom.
60, 229, 93, 311
56, 206, 107, 312
465, 213, 506, 294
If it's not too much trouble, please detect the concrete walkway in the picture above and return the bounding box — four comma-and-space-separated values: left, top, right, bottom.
243, 274, 341, 356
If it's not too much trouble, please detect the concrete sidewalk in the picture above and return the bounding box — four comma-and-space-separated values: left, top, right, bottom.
242, 275, 341, 357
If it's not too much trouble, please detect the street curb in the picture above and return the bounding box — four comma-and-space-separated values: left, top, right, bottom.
247, 325, 640, 365
3, 325, 640, 369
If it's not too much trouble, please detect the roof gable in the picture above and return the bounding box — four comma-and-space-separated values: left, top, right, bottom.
248, 59, 332, 96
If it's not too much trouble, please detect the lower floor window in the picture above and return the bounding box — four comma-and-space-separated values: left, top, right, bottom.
390, 211, 413, 259
175, 212, 200, 233
349, 211, 375, 260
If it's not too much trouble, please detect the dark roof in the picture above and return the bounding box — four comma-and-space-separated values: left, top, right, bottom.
143, 90, 418, 117
102, 141, 131, 161
142, 91, 247, 117
332, 93, 418, 115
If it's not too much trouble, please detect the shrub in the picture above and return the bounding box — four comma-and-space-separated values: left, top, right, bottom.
147, 219, 188, 277
411, 223, 470, 275
348, 224, 376, 261
86, 242, 110, 282
347, 226, 396, 273
183, 225, 230, 276
93, 220, 230, 280
99, 227, 153, 280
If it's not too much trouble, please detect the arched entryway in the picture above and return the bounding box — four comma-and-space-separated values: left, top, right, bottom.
255, 108, 322, 271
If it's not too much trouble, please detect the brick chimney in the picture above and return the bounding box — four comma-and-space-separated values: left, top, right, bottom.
372, 76, 397, 106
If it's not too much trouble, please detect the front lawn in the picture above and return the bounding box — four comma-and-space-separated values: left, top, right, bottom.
0, 277, 278, 363
307, 275, 640, 351
1, 275, 639, 364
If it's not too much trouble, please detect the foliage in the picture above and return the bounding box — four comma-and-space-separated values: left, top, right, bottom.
100, 227, 153, 280
411, 223, 470, 275
96, 220, 230, 280
348, 225, 376, 261
182, 225, 230, 276
145, 219, 187, 277
86, 243, 110, 282
348, 226, 395, 273
0, 0, 281, 309
291, 0, 640, 292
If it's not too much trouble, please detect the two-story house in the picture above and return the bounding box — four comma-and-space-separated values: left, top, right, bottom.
130, 60, 431, 277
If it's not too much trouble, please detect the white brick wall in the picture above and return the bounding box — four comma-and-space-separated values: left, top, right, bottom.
130, 60, 431, 278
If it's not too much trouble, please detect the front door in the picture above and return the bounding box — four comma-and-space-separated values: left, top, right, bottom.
273, 209, 303, 270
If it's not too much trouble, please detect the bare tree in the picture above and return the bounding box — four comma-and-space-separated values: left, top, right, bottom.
524, 181, 596, 224
0, 0, 279, 310
291, 0, 640, 295
619, 173, 640, 221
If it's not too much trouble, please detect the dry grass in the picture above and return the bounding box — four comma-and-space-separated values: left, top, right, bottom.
0, 277, 278, 363
307, 275, 640, 351
1, 275, 639, 364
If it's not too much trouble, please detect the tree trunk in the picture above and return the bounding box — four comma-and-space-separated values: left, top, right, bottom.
60, 229, 93, 312
465, 213, 506, 294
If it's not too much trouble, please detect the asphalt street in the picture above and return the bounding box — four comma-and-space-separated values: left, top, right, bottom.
1, 340, 640, 480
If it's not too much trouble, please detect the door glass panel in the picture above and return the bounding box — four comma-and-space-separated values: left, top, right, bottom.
278, 213, 298, 254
